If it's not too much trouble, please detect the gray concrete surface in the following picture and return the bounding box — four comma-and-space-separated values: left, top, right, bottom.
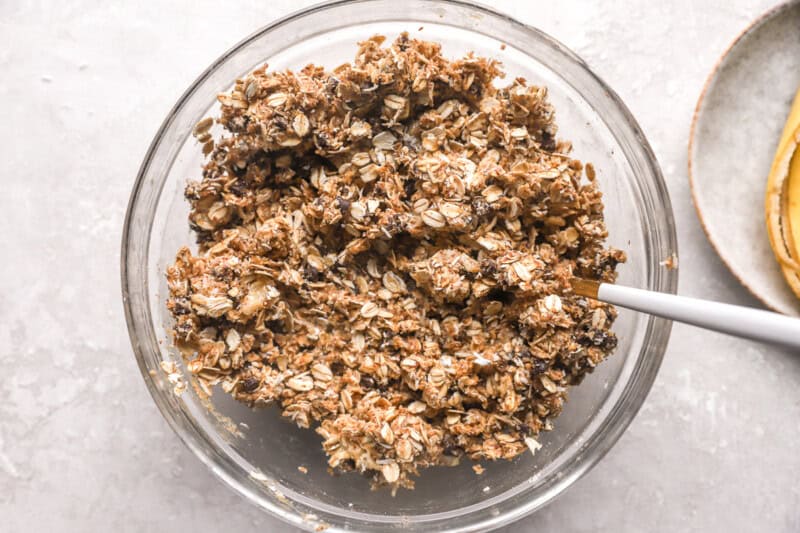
2, 1, 798, 531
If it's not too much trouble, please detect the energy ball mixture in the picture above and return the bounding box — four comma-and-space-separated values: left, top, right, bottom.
166, 34, 626, 489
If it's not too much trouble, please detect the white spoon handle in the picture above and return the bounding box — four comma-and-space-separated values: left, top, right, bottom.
598, 283, 800, 350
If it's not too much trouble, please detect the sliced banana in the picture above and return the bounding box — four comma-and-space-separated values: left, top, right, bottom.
765, 89, 800, 299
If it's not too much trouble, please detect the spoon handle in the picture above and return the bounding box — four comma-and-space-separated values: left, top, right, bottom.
574, 280, 800, 350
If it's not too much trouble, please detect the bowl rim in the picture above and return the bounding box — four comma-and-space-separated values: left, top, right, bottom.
121, 1, 678, 530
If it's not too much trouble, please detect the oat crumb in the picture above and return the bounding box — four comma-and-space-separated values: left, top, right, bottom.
660, 253, 678, 270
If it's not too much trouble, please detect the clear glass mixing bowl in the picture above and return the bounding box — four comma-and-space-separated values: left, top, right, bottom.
121, 1, 677, 530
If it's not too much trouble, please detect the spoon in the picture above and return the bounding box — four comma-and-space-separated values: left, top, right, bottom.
571, 278, 800, 350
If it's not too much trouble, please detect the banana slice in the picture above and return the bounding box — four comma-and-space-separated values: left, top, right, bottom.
766, 88, 800, 299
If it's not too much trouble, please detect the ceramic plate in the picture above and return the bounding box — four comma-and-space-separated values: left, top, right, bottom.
689, 0, 800, 316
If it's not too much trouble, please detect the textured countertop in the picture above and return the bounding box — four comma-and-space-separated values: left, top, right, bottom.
2, 1, 799, 531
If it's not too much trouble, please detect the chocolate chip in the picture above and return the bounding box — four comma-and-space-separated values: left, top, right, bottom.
531, 358, 548, 375
336, 196, 351, 213
472, 198, 493, 217
540, 131, 556, 152
265, 319, 285, 333
480, 259, 497, 278
242, 376, 260, 392
403, 179, 416, 198
303, 262, 322, 281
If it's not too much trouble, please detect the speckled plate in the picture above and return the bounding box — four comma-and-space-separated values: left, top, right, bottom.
689, 0, 800, 316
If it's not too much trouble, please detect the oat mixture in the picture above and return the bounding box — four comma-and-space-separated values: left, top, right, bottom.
166, 34, 625, 489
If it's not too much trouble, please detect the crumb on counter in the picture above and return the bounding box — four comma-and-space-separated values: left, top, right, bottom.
660, 253, 678, 270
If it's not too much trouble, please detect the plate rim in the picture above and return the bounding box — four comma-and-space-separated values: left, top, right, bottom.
688, 0, 800, 314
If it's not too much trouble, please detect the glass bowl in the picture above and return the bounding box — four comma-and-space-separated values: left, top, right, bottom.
121, 1, 677, 531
